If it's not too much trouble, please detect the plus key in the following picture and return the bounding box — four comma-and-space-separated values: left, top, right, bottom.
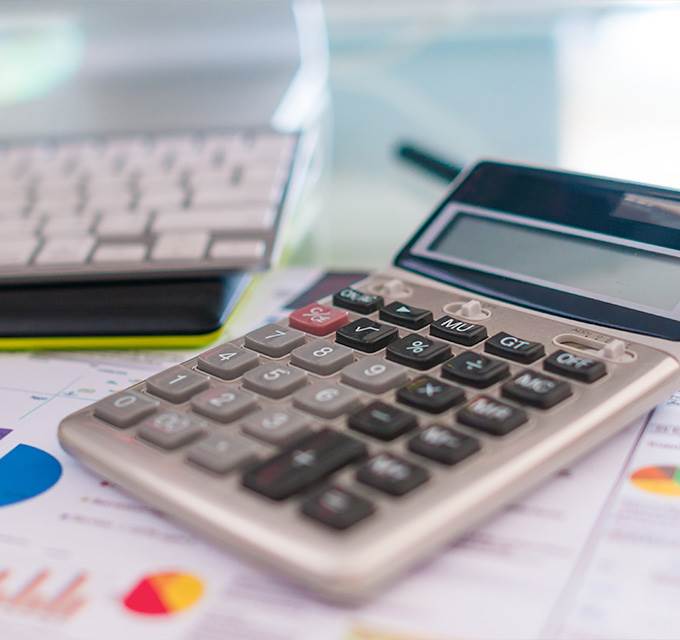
289, 303, 349, 336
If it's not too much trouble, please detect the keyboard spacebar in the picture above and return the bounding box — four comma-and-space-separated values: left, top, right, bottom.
153, 208, 274, 233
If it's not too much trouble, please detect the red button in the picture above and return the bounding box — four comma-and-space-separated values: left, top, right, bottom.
289, 303, 349, 336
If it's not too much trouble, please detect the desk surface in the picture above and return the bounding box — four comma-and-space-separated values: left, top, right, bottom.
293, 2, 680, 269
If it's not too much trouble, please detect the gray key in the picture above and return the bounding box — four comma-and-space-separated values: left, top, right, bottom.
187, 432, 258, 474
191, 387, 258, 423
244, 323, 305, 357
341, 357, 408, 394
290, 340, 353, 375
146, 366, 209, 403
242, 363, 307, 399
196, 343, 259, 380
241, 408, 310, 446
94, 391, 158, 428
293, 382, 361, 419
137, 411, 206, 449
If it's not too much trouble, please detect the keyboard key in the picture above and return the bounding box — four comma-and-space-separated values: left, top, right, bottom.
485, 332, 545, 364
209, 239, 266, 265
301, 486, 375, 531
341, 357, 408, 393
35, 235, 95, 265
187, 432, 258, 474
91, 243, 148, 263
293, 383, 361, 419
289, 303, 349, 336
241, 408, 310, 446
151, 232, 209, 260
242, 428, 367, 500
430, 316, 487, 346
457, 396, 528, 436
379, 301, 433, 330
96, 213, 150, 238
332, 287, 383, 314
153, 207, 274, 233
408, 426, 479, 465
146, 366, 209, 403
93, 391, 158, 428
543, 350, 607, 383
396, 376, 465, 413
244, 324, 305, 357
290, 340, 353, 375
357, 453, 429, 496
137, 411, 206, 449
502, 370, 572, 409
0, 238, 37, 265
196, 343, 259, 380
335, 319, 397, 353
191, 387, 258, 423
386, 334, 451, 370
348, 401, 417, 441
242, 363, 307, 399
441, 351, 510, 388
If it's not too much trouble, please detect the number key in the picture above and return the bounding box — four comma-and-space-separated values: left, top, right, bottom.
94, 391, 158, 428
191, 387, 258, 423
244, 324, 305, 357
242, 363, 307, 399
290, 340, 353, 375
341, 357, 408, 394
146, 366, 209, 403
196, 343, 259, 380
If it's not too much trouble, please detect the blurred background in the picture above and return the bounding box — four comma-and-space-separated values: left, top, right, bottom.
1, 0, 679, 271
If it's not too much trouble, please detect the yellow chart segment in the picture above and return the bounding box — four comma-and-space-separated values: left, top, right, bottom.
148, 573, 204, 612
630, 466, 680, 496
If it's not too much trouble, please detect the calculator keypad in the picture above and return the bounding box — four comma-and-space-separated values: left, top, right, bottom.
85, 278, 636, 538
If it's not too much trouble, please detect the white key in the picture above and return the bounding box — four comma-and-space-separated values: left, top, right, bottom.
151, 232, 209, 261
35, 235, 95, 265
32, 197, 82, 217
153, 207, 274, 233
92, 243, 148, 263
42, 215, 96, 235
97, 213, 150, 238
0, 238, 38, 265
209, 239, 266, 264
136, 187, 186, 209
0, 218, 42, 234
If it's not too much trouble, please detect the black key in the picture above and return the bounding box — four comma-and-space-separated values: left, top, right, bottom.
396, 376, 465, 413
379, 301, 433, 330
457, 396, 528, 436
441, 351, 510, 388
332, 287, 383, 314
336, 319, 398, 353
408, 426, 480, 465
357, 453, 429, 496
485, 332, 545, 364
430, 316, 487, 346
543, 350, 607, 383
386, 334, 451, 370
348, 401, 417, 441
242, 428, 367, 501
301, 486, 375, 530
502, 370, 572, 409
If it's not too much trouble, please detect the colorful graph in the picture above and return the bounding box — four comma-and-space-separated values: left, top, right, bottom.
123, 572, 203, 616
0, 444, 62, 507
630, 465, 680, 496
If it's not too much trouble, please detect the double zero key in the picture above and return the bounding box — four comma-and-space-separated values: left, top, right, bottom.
242, 428, 367, 500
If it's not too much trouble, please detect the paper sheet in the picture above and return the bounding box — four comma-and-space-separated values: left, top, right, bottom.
1, 269, 679, 640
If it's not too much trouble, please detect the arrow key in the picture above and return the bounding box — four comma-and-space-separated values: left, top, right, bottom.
379, 301, 433, 330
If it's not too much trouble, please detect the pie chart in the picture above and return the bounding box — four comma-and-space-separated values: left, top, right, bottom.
123, 572, 203, 616
0, 444, 62, 507
630, 465, 680, 496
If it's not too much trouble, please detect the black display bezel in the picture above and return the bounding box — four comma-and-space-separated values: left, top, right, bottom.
394, 161, 680, 341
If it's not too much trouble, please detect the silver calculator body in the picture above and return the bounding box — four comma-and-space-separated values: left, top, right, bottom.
58, 161, 680, 602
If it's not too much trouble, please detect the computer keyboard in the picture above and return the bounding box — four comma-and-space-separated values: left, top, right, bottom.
0, 129, 297, 280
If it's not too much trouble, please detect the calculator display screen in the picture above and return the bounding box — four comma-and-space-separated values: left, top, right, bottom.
398, 161, 680, 340
430, 213, 680, 313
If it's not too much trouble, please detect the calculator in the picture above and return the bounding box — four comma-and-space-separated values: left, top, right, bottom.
59, 161, 680, 602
